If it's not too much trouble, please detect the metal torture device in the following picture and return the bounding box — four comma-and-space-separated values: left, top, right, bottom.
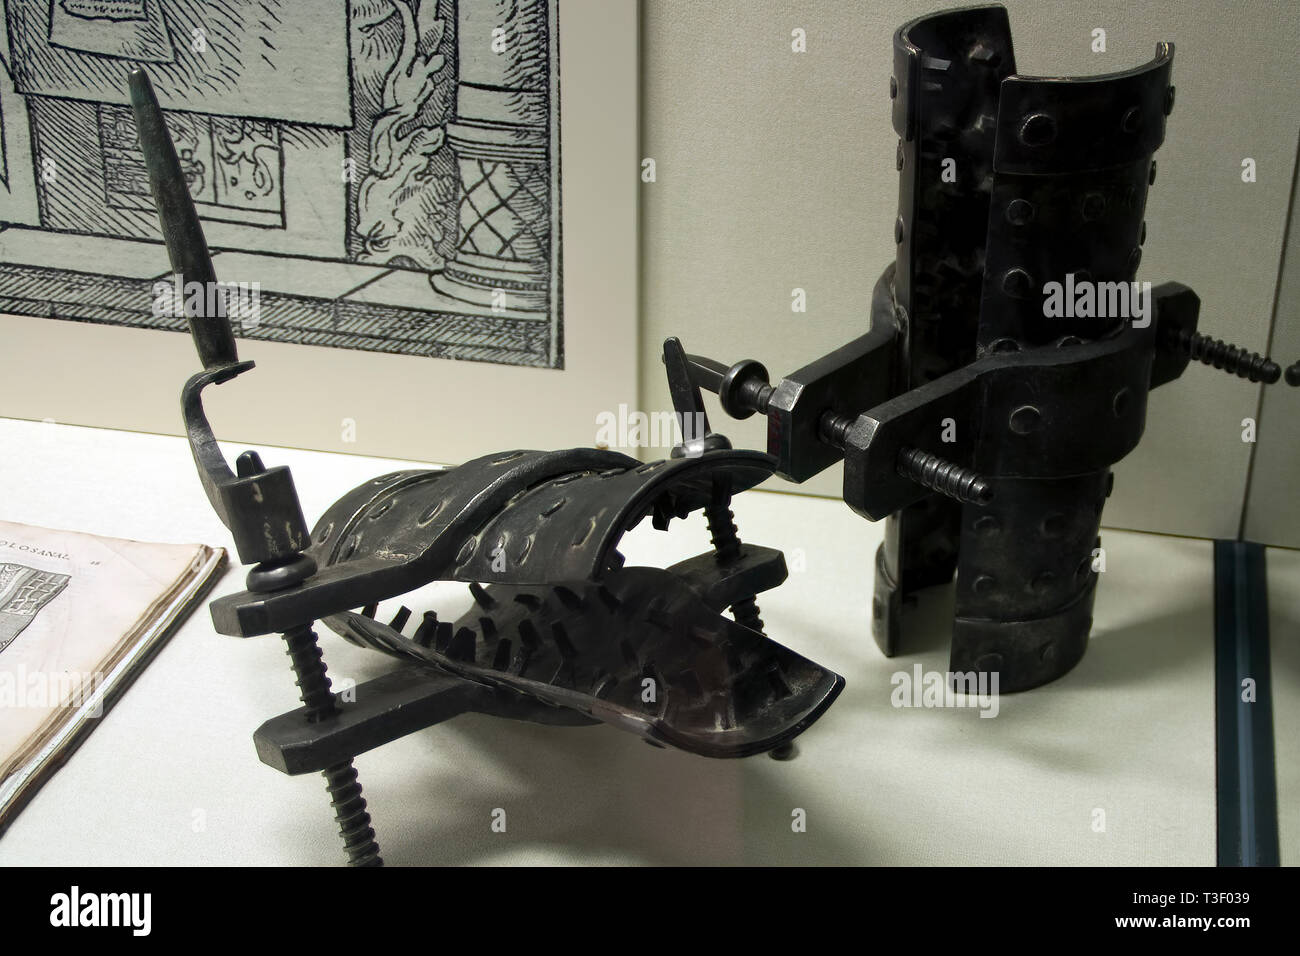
672, 5, 1294, 691
130, 6, 1295, 866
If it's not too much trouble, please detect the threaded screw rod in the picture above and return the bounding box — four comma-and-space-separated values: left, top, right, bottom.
1171, 329, 1281, 384
703, 482, 766, 635
896, 446, 994, 506
282, 623, 382, 867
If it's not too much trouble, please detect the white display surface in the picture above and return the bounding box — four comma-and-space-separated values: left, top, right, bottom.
0, 418, 1224, 865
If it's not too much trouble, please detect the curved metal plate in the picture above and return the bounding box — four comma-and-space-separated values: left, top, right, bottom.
333, 566, 843, 759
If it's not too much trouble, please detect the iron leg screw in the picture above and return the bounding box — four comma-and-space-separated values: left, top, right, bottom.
897, 446, 994, 506
703, 495, 767, 635
282, 623, 383, 867
1173, 329, 1281, 384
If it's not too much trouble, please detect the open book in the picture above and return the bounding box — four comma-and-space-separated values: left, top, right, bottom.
0, 519, 226, 834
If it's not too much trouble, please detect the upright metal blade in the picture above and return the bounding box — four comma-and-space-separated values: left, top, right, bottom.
662, 337, 711, 442
128, 68, 238, 369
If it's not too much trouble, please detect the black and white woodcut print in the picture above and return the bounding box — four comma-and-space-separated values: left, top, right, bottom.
0, 563, 69, 650
0, 0, 563, 367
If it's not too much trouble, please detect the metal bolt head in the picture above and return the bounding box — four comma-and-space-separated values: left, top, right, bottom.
1009, 404, 1042, 434
1005, 198, 1034, 226
1080, 192, 1106, 222
1001, 267, 1033, 298
1018, 112, 1057, 147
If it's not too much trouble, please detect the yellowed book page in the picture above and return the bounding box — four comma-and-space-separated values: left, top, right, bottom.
0, 520, 205, 771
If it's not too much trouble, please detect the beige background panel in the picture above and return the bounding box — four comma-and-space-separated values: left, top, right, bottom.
0, 0, 638, 467
638, 0, 1300, 541
1243, 136, 1300, 547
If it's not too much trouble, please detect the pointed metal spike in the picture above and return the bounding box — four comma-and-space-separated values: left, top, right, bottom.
433, 620, 453, 651
491, 638, 512, 671
513, 592, 543, 610
511, 643, 533, 676
517, 619, 541, 648
412, 611, 438, 647
469, 582, 495, 609
360, 603, 377, 619
388, 606, 411, 632
447, 627, 477, 662
550, 621, 576, 659
553, 585, 583, 611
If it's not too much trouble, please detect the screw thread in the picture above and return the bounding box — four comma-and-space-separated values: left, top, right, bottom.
283, 623, 383, 867
282, 624, 336, 720
323, 760, 382, 867
704, 502, 743, 563
730, 596, 766, 634
897, 446, 993, 505
704, 495, 765, 635
1178, 330, 1280, 383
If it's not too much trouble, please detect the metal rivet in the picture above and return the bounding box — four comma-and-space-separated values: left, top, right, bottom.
1113, 387, 1131, 416
890, 76, 898, 99
1148, 161, 1158, 185
1018, 112, 1056, 147
1009, 405, 1041, 434
1120, 106, 1142, 133
1140, 221, 1147, 245
896, 139, 904, 170
989, 337, 1021, 353
1031, 571, 1056, 593
1081, 192, 1106, 221
1001, 267, 1033, 298
1164, 85, 1176, 115
975, 652, 1003, 674
895, 216, 905, 244
972, 574, 996, 595
1128, 247, 1142, 274
1005, 198, 1034, 226
1056, 335, 1083, 348
973, 514, 1001, 535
